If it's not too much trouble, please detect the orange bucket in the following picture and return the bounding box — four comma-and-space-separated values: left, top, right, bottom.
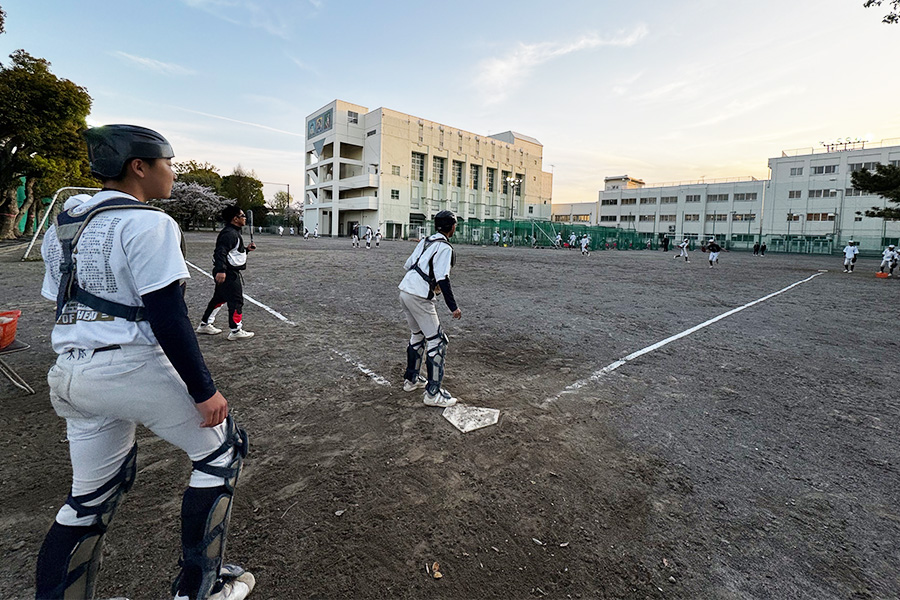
0, 310, 21, 350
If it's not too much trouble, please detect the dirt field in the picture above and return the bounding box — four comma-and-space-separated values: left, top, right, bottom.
2, 233, 899, 599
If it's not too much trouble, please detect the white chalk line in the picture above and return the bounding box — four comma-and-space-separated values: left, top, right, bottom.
186, 260, 395, 387
185, 260, 297, 326
546, 272, 824, 403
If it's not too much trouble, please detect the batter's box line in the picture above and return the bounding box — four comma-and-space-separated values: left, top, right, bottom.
185, 260, 298, 326
332, 350, 392, 386
545, 272, 824, 405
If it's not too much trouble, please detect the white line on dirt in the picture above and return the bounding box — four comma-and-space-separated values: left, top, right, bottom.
185, 260, 298, 326
332, 350, 392, 387
1, 242, 29, 256
547, 272, 824, 403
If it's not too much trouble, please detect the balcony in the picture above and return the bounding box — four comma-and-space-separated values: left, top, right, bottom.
338, 196, 378, 211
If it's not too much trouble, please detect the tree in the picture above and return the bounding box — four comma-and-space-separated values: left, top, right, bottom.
852, 164, 900, 219
268, 190, 293, 212
864, 0, 900, 23
0, 50, 91, 238
220, 165, 265, 213
1, 5, 6, 35
175, 160, 222, 193
149, 181, 230, 230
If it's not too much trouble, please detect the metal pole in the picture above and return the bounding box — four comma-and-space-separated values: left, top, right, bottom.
22, 186, 102, 260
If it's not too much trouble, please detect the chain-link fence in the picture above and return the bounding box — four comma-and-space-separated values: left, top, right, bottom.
410, 219, 647, 250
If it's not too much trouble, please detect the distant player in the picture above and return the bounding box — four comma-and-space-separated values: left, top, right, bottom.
313, 225, 319, 238
568, 232, 577, 249
707, 238, 722, 268
303, 228, 309, 239
879, 244, 898, 276
277, 225, 284, 236
375, 227, 383, 247
492, 229, 500, 246
365, 225, 373, 250
554, 232, 562, 249
580, 234, 591, 256
843, 240, 859, 273
351, 223, 360, 248
675, 238, 690, 262
398, 211, 462, 408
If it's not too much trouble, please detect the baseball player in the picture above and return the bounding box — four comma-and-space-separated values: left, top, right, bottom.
375, 227, 383, 247
879, 244, 898, 276
365, 225, 373, 250
398, 210, 462, 407
843, 240, 859, 273
313, 225, 319, 238
568, 232, 577, 249
351, 223, 360, 248
554, 232, 562, 249
36, 125, 253, 600
303, 228, 310, 239
707, 238, 722, 268
675, 238, 690, 262
580, 233, 591, 256
492, 229, 500, 246
197, 206, 256, 340
277, 225, 283, 236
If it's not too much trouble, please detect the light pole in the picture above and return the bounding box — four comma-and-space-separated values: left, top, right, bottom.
506, 176, 521, 246
263, 181, 292, 229
786, 212, 794, 251
828, 179, 845, 247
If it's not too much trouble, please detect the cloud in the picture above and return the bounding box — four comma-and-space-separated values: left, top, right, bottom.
684, 86, 805, 129
112, 52, 195, 76
166, 105, 305, 137
181, 0, 295, 38
474, 25, 649, 104
285, 53, 319, 75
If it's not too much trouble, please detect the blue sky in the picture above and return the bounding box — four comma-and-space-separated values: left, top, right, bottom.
2, 0, 899, 205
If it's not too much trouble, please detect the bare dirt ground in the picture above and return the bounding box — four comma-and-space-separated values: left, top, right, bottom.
1, 233, 899, 599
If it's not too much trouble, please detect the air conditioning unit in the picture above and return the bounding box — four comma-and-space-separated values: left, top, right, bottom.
668, 226, 676, 233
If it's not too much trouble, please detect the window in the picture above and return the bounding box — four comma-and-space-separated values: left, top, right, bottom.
659, 214, 676, 222
849, 162, 879, 171
501, 171, 511, 194
684, 214, 700, 221
788, 190, 802, 199
348, 111, 358, 124
411, 152, 425, 182
391, 165, 401, 176
640, 197, 657, 205
639, 215, 656, 222
806, 212, 835, 221
732, 213, 756, 222
685, 194, 701, 203
439, 130, 444, 147
660, 196, 677, 204
390, 189, 400, 200
470, 165, 481, 190
553, 214, 571, 222
515, 173, 524, 196
706, 214, 728, 221
891, 160, 900, 167
854, 216, 863, 221
574, 215, 590, 222
601, 198, 618, 206
734, 193, 757, 201
418, 123, 424, 143
790, 167, 804, 176
366, 129, 376, 137
599, 215, 617, 222
786, 213, 800, 221
458, 131, 463, 152
470, 203, 475, 215
707, 194, 728, 202
621, 214, 636, 222
432, 157, 445, 184
621, 198, 637, 205
528, 206, 533, 214
809, 189, 838, 198
452, 161, 463, 187
810, 165, 837, 175
845, 188, 865, 197
487, 168, 496, 192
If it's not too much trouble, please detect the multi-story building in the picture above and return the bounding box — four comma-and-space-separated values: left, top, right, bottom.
551, 139, 900, 252
304, 100, 553, 238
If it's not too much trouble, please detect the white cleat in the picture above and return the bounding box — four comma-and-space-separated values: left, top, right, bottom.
196, 323, 222, 335
424, 388, 458, 407
174, 566, 255, 600
227, 329, 255, 341
403, 375, 427, 392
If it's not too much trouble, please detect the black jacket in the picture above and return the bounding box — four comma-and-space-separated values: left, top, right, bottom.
212, 223, 247, 274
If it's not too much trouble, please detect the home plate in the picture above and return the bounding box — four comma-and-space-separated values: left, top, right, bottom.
442, 404, 500, 433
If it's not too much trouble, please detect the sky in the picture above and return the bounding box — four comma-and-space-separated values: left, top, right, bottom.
1, 0, 899, 206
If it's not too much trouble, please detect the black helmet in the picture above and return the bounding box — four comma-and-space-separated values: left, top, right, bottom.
434, 210, 457, 233
83, 124, 174, 179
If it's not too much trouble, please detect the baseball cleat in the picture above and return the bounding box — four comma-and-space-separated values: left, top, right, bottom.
196, 323, 222, 335
403, 376, 427, 392
174, 569, 255, 600
423, 388, 458, 407
227, 329, 255, 341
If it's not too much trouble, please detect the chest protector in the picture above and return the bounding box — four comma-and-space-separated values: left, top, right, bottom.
409, 236, 456, 299
55, 197, 164, 322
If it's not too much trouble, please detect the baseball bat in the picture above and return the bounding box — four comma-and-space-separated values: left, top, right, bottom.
248, 209, 254, 243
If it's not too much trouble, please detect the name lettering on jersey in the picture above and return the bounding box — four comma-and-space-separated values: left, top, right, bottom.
56, 305, 116, 325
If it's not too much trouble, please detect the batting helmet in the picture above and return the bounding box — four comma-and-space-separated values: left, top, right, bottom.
434, 210, 457, 233
83, 124, 174, 180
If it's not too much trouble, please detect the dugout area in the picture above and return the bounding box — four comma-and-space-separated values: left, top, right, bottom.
1, 235, 898, 599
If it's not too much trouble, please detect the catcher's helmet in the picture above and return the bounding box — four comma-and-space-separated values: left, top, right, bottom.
83, 124, 174, 180
434, 210, 457, 233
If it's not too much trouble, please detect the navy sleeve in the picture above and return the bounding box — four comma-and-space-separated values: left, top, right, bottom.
437, 278, 458, 312
142, 281, 218, 403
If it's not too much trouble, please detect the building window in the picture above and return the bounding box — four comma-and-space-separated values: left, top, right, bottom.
574, 215, 590, 222
891, 160, 900, 167
809, 189, 838, 198
411, 152, 425, 182
515, 173, 524, 196
854, 216, 863, 221
599, 215, 617, 222
659, 214, 676, 222
621, 215, 636, 222
685, 194, 701, 203
805, 212, 835, 221
452, 161, 463, 187
707, 194, 729, 202
392, 165, 401, 176
684, 214, 700, 221
810, 165, 837, 175
458, 132, 463, 152
432, 157, 445, 184
553, 215, 571, 222
849, 162, 879, 171
487, 168, 496, 192
528, 206, 533, 214
348, 111, 358, 124
788, 190, 801, 199
501, 170, 511, 194
639, 197, 657, 205
621, 198, 637, 205
470, 164, 481, 190
660, 196, 677, 204
790, 167, 804, 176
601, 198, 618, 206
786, 213, 800, 221
639, 214, 656, 222
845, 188, 865, 197
418, 123, 424, 143
706, 214, 728, 222
734, 193, 757, 201
366, 129, 376, 137
732, 213, 756, 222
390, 189, 400, 200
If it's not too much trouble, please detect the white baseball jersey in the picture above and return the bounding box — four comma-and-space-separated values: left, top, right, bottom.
580, 237, 590, 250
843, 245, 859, 259
882, 248, 897, 261
398, 233, 454, 299
41, 191, 189, 353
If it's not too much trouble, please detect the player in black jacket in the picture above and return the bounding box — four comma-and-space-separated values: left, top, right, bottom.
197, 205, 256, 340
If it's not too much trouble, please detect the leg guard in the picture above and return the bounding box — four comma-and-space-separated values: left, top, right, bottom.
36, 443, 137, 599
404, 333, 425, 382
425, 329, 449, 396
172, 416, 249, 600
